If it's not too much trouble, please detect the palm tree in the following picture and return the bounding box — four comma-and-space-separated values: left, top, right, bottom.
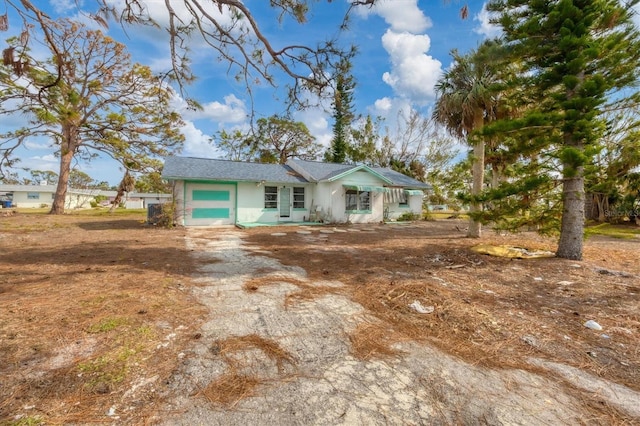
433, 43, 500, 238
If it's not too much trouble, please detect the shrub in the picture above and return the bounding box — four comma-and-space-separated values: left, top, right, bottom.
397, 212, 421, 222
151, 202, 176, 228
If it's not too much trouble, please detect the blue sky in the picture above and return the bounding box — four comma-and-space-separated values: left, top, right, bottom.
1, 0, 503, 185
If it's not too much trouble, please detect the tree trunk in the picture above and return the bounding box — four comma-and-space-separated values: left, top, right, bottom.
491, 164, 500, 189
109, 171, 135, 213
595, 194, 606, 222
50, 125, 78, 214
467, 110, 485, 238
556, 164, 585, 260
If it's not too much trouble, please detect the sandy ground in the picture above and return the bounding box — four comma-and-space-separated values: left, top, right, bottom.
1, 214, 638, 425
158, 223, 640, 425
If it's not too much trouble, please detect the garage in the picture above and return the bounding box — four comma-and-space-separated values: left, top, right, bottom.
184, 182, 236, 226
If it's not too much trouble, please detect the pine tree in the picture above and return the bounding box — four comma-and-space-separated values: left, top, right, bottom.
327, 59, 356, 164
487, 0, 640, 259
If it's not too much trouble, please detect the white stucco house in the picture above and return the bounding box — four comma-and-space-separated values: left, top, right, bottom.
161, 156, 431, 226
0, 184, 98, 209
97, 191, 172, 209
0, 184, 171, 209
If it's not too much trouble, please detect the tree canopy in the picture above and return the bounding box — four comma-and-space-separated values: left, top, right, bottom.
486, 0, 640, 259
2, 0, 381, 110
433, 43, 501, 237
214, 115, 321, 164
0, 18, 184, 214
326, 58, 357, 163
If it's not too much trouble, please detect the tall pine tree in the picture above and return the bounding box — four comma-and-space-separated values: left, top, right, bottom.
487, 0, 640, 259
327, 58, 356, 163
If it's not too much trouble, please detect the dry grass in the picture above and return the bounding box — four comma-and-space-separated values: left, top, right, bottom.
347, 322, 406, 360
0, 212, 206, 424
214, 334, 297, 372
242, 275, 304, 292
201, 372, 262, 408
3, 212, 638, 423
242, 274, 344, 308
242, 220, 640, 422
202, 334, 297, 408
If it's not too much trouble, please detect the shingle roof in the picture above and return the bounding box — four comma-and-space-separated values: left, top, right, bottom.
0, 184, 100, 195
371, 167, 431, 189
162, 156, 309, 184
287, 159, 362, 181
162, 156, 431, 190
288, 159, 431, 189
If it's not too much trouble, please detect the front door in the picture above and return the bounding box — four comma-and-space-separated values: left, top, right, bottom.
279, 187, 291, 221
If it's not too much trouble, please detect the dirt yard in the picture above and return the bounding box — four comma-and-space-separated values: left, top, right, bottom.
1, 212, 639, 424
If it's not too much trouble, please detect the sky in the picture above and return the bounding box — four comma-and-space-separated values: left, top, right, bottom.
0, 1, 551, 185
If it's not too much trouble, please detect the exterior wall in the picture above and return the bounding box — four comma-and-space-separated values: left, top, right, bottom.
237, 182, 311, 223
173, 174, 421, 226
173, 181, 186, 225
104, 193, 171, 209
142, 196, 171, 207
313, 171, 387, 224
124, 198, 144, 209
11, 190, 93, 209
310, 181, 335, 222
237, 182, 275, 223
174, 180, 312, 225
11, 190, 55, 208
385, 194, 424, 221
176, 181, 237, 226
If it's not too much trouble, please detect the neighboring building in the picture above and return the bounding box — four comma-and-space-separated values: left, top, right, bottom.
0, 184, 171, 209
0, 184, 97, 209
161, 156, 431, 226
98, 191, 172, 209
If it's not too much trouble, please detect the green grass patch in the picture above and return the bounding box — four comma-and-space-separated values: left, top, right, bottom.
87, 317, 128, 333
585, 223, 640, 240
70, 208, 147, 217
78, 346, 137, 391
13, 208, 50, 215
429, 211, 469, 220
136, 325, 156, 339
5, 417, 44, 426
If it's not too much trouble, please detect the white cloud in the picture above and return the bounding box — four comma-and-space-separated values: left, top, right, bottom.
24, 140, 54, 150
373, 97, 393, 113
474, 3, 502, 39
633, 4, 640, 29
175, 94, 247, 124
179, 121, 221, 158
102, 0, 240, 49
369, 97, 413, 129
295, 107, 332, 149
380, 30, 442, 103
20, 154, 59, 171
367, 0, 432, 33
50, 0, 83, 14
172, 93, 247, 158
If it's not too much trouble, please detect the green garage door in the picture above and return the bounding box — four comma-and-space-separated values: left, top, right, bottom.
185, 183, 235, 225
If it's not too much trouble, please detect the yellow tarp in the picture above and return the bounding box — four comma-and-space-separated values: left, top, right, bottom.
471, 244, 555, 259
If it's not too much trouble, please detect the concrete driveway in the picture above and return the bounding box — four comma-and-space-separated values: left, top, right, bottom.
158, 227, 636, 425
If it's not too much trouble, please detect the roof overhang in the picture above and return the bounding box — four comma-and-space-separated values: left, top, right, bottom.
328, 164, 394, 184
343, 184, 388, 193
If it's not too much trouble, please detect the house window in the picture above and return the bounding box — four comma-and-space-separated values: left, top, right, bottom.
399, 192, 408, 207
27, 192, 40, 200
264, 186, 277, 209
293, 187, 305, 209
345, 189, 371, 212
